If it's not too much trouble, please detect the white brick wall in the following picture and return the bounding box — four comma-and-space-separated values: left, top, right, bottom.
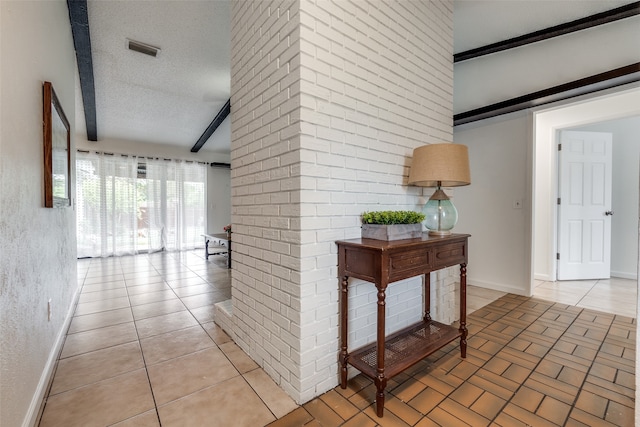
230, 0, 455, 404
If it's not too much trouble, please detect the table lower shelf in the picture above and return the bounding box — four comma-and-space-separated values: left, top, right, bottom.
347, 320, 462, 380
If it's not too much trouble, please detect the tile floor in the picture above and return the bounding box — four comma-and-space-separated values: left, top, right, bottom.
533, 278, 637, 319
39, 251, 298, 427
38, 252, 636, 426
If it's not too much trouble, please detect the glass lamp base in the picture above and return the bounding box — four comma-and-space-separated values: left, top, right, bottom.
423, 188, 458, 236
428, 229, 452, 236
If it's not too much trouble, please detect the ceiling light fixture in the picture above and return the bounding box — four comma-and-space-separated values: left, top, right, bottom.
126, 39, 160, 57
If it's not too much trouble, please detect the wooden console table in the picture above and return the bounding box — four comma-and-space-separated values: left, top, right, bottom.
337, 233, 469, 417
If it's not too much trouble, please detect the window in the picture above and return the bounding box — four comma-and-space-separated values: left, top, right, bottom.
76, 152, 206, 257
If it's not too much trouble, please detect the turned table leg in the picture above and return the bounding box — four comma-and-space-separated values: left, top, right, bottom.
460, 263, 468, 358
424, 272, 431, 322
375, 286, 387, 417
339, 276, 349, 388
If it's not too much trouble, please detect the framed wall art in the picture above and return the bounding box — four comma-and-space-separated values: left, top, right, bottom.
43, 81, 71, 208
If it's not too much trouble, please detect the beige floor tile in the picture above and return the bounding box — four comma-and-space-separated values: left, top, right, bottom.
243, 368, 298, 418
166, 276, 207, 288
201, 321, 232, 345
74, 296, 131, 316
126, 282, 171, 295
135, 310, 199, 339
83, 274, 123, 284
180, 292, 224, 309
219, 341, 259, 373
147, 347, 239, 405
204, 269, 231, 281
594, 277, 636, 289
157, 376, 275, 427
82, 277, 124, 287
131, 298, 187, 320
541, 280, 598, 292
533, 288, 583, 306
39, 369, 155, 426
468, 285, 506, 300
128, 290, 179, 306
50, 341, 144, 395
78, 287, 129, 303
140, 325, 216, 365
172, 283, 214, 298
123, 270, 160, 279
110, 410, 160, 426
81, 281, 126, 294
124, 276, 166, 286
577, 299, 636, 318
60, 322, 138, 358
189, 304, 216, 323
67, 307, 133, 334
582, 287, 636, 303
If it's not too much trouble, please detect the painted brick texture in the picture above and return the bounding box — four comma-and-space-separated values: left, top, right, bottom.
230, 0, 455, 404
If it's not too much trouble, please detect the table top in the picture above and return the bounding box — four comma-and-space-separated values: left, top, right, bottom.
203, 233, 231, 241
336, 233, 469, 250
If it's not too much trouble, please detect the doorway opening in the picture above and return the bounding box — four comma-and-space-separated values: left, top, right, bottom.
531, 85, 640, 292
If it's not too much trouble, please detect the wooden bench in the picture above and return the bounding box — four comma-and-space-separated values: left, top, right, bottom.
202, 233, 231, 268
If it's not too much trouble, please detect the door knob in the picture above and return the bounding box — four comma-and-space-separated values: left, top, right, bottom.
605, 211, 614, 216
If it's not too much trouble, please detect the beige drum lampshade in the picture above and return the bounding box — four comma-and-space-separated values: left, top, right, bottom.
408, 143, 471, 187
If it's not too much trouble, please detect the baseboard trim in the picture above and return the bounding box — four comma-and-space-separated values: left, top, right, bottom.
611, 271, 638, 280
468, 278, 527, 296
534, 273, 553, 282
23, 284, 81, 427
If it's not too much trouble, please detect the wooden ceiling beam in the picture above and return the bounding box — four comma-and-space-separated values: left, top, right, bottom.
454, 63, 640, 126
191, 99, 230, 153
455, 2, 640, 63
67, 0, 97, 141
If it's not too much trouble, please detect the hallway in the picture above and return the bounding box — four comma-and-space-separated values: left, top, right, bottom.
38, 252, 635, 426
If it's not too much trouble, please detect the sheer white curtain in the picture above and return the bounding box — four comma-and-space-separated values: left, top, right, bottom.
76, 152, 207, 258
146, 159, 207, 251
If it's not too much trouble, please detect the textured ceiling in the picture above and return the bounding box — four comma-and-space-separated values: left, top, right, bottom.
453, 0, 636, 53
75, 0, 636, 155
76, 0, 231, 154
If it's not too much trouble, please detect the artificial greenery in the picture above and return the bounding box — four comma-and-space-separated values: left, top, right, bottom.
361, 210, 425, 225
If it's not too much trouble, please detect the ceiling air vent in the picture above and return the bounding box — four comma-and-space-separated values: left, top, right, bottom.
127, 39, 160, 57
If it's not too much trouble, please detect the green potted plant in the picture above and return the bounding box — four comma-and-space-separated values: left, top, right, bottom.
361, 210, 425, 241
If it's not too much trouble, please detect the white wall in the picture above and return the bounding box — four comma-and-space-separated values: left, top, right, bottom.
454, 112, 531, 294
571, 116, 640, 279
0, 2, 77, 426
637, 197, 640, 427
207, 165, 231, 234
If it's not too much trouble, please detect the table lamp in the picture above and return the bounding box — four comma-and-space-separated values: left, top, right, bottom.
408, 143, 471, 236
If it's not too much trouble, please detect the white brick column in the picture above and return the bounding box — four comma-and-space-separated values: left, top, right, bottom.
230, 0, 455, 404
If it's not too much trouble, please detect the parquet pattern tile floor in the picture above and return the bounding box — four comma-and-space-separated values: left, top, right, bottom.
270, 294, 635, 427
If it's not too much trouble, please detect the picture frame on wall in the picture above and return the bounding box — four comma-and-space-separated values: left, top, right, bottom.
43, 81, 71, 208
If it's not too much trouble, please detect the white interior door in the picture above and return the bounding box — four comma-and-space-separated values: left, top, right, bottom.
557, 130, 613, 280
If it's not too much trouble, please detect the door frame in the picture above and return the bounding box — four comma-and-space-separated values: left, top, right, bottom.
530, 85, 640, 292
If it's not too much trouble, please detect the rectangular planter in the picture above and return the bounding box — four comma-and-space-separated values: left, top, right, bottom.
361, 223, 423, 241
